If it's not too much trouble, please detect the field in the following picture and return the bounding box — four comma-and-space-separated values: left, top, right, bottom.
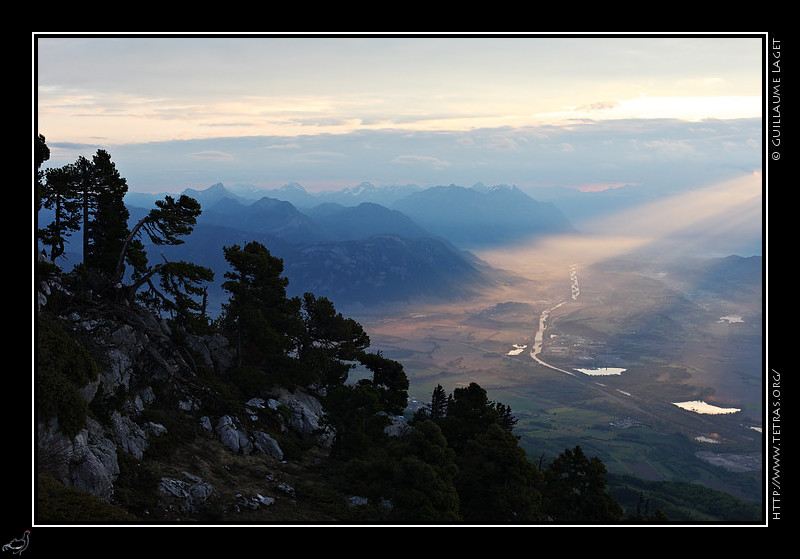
347, 245, 764, 507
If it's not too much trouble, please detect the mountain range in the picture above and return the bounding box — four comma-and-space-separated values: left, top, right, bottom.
45, 176, 762, 313
130, 181, 575, 243
120, 181, 574, 313
123, 181, 422, 212
392, 183, 574, 247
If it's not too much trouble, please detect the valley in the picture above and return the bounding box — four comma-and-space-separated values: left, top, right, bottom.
347, 244, 764, 506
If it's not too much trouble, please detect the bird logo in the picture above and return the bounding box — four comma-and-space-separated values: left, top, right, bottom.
2, 531, 29, 555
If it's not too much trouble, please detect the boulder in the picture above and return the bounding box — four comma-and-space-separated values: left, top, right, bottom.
235, 493, 275, 510
109, 411, 148, 460
215, 415, 253, 455
159, 472, 216, 513
271, 387, 335, 448
252, 431, 284, 460
68, 418, 120, 502
185, 332, 237, 374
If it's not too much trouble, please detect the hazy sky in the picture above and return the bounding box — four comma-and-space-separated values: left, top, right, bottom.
35, 33, 764, 194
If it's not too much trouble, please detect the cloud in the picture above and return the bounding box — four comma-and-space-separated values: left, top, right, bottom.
286, 117, 356, 127
391, 155, 452, 170
42, 116, 760, 196
264, 143, 301, 150
576, 101, 620, 112
37, 36, 763, 147
292, 151, 348, 164
47, 141, 101, 150
641, 139, 694, 156
188, 150, 235, 161
201, 122, 257, 128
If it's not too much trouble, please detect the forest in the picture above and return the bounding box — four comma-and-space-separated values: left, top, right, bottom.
36, 133, 670, 524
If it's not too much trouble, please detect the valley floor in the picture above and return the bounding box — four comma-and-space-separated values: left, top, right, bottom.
349, 249, 764, 512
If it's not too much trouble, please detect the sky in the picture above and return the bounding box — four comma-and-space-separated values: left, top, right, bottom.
34, 33, 765, 195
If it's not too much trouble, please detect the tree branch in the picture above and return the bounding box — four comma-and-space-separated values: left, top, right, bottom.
115, 215, 149, 284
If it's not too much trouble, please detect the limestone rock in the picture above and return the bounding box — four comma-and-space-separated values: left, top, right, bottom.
159, 472, 216, 513
235, 493, 275, 510
252, 431, 284, 460
185, 332, 237, 374
109, 411, 148, 460
215, 415, 253, 455
271, 387, 335, 448
68, 418, 120, 502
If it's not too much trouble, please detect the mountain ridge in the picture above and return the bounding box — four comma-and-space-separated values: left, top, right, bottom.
174, 181, 576, 245
126, 181, 574, 311
391, 183, 575, 248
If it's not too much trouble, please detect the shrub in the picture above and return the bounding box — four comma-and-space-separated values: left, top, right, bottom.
36, 475, 138, 523
36, 316, 98, 437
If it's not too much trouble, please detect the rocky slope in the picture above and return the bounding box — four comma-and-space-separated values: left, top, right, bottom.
35, 255, 392, 523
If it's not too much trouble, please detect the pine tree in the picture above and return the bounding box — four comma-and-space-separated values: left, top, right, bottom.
116, 194, 207, 309
492, 401, 519, 436
455, 423, 542, 523
38, 146, 129, 293
357, 351, 409, 416
83, 150, 129, 280
361, 420, 461, 522
438, 382, 499, 452
39, 162, 82, 261
540, 445, 623, 523
154, 261, 215, 333
36, 134, 50, 212
429, 384, 447, 421
412, 384, 448, 424
220, 241, 301, 370
37, 138, 211, 314
324, 383, 389, 460
297, 292, 370, 388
